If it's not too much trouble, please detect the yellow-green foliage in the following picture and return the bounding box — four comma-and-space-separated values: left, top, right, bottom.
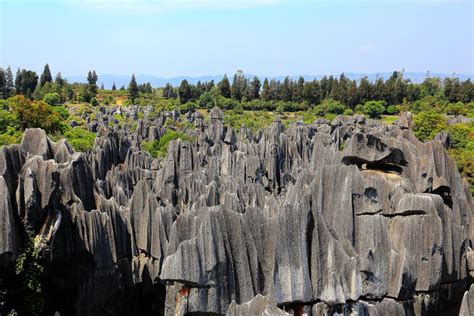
413, 111, 447, 142
64, 127, 96, 152
142, 130, 193, 158
381, 115, 399, 125
446, 122, 474, 194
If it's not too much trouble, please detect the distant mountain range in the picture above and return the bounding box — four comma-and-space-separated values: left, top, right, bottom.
65, 72, 474, 89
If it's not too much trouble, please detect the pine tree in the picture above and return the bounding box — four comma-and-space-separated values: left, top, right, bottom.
261, 78, 270, 101
100, 83, 104, 90
15, 68, 23, 94
0, 68, 5, 99
55, 72, 65, 88
250, 76, 261, 100
178, 79, 192, 104
294, 76, 304, 102
231, 71, 245, 101
218, 74, 231, 98
358, 76, 372, 104
5, 66, 14, 97
280, 77, 293, 102
112, 82, 116, 90
87, 70, 98, 96
128, 74, 139, 103
40, 64, 52, 86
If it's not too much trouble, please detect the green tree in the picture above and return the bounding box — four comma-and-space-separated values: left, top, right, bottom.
261, 78, 271, 101
15, 69, 38, 98
128, 74, 139, 103
218, 74, 231, 98
249, 76, 261, 100
280, 77, 293, 102
112, 82, 116, 90
4, 66, 14, 97
302, 80, 321, 105
54, 72, 65, 88
323, 99, 346, 115
43, 92, 61, 105
362, 100, 386, 119
231, 71, 245, 101
87, 70, 98, 97
358, 76, 372, 104
0, 68, 5, 99
413, 111, 447, 141
9, 95, 64, 133
39, 64, 52, 87
178, 79, 192, 104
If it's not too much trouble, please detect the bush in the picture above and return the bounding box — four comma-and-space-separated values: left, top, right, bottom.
343, 108, 354, 116
0, 126, 23, 146
90, 97, 99, 107
354, 104, 364, 114
52, 106, 69, 120
64, 127, 96, 152
445, 102, 468, 116
362, 100, 386, 119
43, 92, 61, 105
323, 99, 346, 115
9, 96, 66, 134
386, 105, 400, 115
142, 130, 193, 158
179, 101, 197, 113
447, 123, 473, 149
413, 111, 447, 141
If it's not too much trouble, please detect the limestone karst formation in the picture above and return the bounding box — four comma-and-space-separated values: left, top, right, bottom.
0, 106, 473, 315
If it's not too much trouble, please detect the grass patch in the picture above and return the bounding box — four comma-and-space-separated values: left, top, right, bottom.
381, 115, 399, 125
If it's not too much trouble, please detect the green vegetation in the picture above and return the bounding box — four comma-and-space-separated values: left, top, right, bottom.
1, 64, 473, 193
361, 100, 386, 119
142, 130, 194, 158
0, 240, 45, 316
64, 127, 96, 152
413, 111, 448, 142
448, 122, 474, 194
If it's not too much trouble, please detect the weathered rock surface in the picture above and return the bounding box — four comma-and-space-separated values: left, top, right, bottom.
0, 109, 472, 315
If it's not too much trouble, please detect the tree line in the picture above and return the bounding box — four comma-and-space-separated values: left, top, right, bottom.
164, 70, 474, 109
0, 64, 153, 104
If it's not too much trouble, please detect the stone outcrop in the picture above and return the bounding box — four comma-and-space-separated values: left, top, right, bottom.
0, 109, 472, 315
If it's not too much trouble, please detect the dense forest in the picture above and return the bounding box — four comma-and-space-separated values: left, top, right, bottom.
0, 65, 473, 192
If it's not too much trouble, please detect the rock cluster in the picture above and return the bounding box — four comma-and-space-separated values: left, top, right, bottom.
0, 107, 473, 315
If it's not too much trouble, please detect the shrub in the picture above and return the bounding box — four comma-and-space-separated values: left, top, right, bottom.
354, 104, 364, 114
413, 111, 447, 141
445, 102, 468, 116
9, 96, 66, 134
386, 105, 400, 115
323, 99, 346, 115
90, 97, 99, 107
0, 126, 23, 146
52, 106, 69, 120
362, 100, 386, 119
179, 101, 197, 114
142, 130, 193, 158
64, 127, 96, 152
43, 92, 61, 105
343, 108, 354, 116
447, 123, 472, 149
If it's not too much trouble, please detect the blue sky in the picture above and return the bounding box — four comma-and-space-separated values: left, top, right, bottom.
0, 0, 472, 77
